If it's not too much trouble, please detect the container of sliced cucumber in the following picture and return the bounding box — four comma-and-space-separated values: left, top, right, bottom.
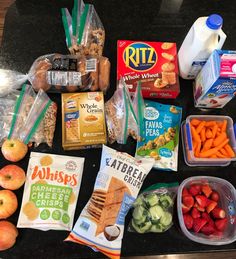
128, 183, 178, 233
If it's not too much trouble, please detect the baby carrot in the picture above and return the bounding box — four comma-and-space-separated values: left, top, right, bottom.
219, 147, 229, 157
221, 120, 227, 132
217, 121, 223, 127
191, 125, 201, 143
200, 127, 206, 142
224, 144, 235, 158
195, 142, 201, 157
191, 119, 201, 126
213, 132, 227, 147
193, 141, 197, 152
216, 151, 228, 158
205, 121, 217, 127
211, 124, 218, 138
210, 154, 218, 158
216, 131, 221, 137
201, 138, 213, 152
206, 128, 213, 139
199, 138, 229, 158
196, 121, 206, 134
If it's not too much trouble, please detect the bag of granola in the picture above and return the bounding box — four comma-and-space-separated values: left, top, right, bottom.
65, 1, 105, 57
65, 145, 154, 259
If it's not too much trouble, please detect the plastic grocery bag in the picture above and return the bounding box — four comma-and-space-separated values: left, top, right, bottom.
0, 91, 20, 145
128, 182, 178, 233
0, 69, 27, 97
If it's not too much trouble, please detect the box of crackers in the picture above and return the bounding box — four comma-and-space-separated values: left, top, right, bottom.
117, 40, 180, 99
61, 92, 107, 150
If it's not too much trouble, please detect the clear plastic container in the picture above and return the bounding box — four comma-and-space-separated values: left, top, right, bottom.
177, 176, 236, 245
181, 115, 236, 166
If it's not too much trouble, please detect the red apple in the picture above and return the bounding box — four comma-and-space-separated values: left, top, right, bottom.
0, 165, 26, 190
0, 220, 18, 251
0, 190, 18, 219
1, 139, 28, 162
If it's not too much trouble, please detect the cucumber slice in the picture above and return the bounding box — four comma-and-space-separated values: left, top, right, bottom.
145, 193, 159, 207
150, 223, 164, 233
160, 211, 173, 226
149, 205, 164, 222
132, 205, 148, 221
159, 194, 173, 209
133, 195, 144, 207
132, 219, 152, 233
133, 216, 147, 225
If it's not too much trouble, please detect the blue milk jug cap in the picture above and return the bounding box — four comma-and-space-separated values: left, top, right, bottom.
206, 14, 223, 30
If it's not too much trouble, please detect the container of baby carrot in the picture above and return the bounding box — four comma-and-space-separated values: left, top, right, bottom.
181, 115, 236, 166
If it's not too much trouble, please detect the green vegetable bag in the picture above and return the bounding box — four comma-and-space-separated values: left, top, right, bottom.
128, 182, 178, 233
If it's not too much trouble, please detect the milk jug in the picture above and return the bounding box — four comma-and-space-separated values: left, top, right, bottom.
178, 14, 226, 79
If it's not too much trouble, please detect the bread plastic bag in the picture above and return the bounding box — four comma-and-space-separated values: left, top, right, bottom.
65, 145, 155, 259
8, 84, 36, 140
105, 83, 129, 144
128, 182, 178, 233
28, 53, 110, 93
19, 89, 52, 144
0, 91, 20, 145
0, 69, 27, 97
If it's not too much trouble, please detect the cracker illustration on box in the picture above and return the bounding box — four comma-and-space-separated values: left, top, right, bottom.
17, 152, 84, 231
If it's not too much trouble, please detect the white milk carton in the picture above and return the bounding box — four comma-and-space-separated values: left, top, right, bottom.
194, 50, 236, 108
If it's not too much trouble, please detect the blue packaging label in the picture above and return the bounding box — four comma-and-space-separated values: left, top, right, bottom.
187, 60, 207, 78
136, 100, 182, 171
65, 111, 79, 122
116, 193, 135, 225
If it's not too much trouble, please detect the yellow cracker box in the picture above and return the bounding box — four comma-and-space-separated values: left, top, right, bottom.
62, 92, 107, 150
17, 152, 84, 231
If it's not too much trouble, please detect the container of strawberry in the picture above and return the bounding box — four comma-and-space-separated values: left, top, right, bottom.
177, 176, 236, 245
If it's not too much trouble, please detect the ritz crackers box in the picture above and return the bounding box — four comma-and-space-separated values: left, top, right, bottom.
117, 40, 180, 99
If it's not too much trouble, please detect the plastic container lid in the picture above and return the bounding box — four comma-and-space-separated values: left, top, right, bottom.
206, 14, 223, 30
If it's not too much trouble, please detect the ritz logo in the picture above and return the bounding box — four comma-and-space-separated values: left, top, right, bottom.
123, 42, 157, 71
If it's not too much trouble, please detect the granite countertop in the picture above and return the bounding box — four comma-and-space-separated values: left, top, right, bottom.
0, 0, 236, 258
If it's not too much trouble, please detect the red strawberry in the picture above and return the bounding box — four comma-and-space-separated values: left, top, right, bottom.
195, 195, 208, 207
192, 218, 208, 233
191, 207, 201, 219
210, 190, 220, 202
183, 214, 193, 229
189, 184, 201, 196
201, 184, 212, 198
201, 223, 215, 235
213, 230, 223, 237
182, 203, 191, 214
212, 207, 226, 219
182, 195, 194, 208
215, 218, 228, 231
182, 187, 190, 197
206, 200, 217, 213
202, 212, 211, 222
194, 202, 205, 212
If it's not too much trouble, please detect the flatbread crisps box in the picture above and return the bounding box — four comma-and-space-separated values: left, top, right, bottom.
117, 40, 180, 99
62, 92, 107, 150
